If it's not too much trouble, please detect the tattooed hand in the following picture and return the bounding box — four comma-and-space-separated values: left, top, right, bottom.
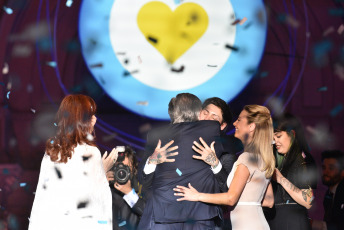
192, 137, 219, 167
148, 140, 179, 165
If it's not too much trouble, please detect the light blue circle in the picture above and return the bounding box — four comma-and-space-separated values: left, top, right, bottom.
79, 0, 267, 120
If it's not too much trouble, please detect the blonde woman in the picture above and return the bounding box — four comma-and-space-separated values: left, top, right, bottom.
174, 105, 275, 230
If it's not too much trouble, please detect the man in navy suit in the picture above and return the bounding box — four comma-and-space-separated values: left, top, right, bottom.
138, 93, 224, 229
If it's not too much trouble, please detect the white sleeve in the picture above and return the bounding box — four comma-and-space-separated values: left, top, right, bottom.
211, 161, 223, 174
123, 189, 139, 208
143, 158, 157, 174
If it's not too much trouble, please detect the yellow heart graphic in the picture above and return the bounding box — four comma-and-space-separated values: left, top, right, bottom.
137, 1, 209, 64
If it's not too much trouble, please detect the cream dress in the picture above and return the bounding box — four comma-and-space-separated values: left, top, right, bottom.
28, 144, 112, 230
227, 152, 270, 230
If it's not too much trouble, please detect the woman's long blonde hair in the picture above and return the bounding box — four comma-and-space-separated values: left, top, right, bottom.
243, 105, 275, 178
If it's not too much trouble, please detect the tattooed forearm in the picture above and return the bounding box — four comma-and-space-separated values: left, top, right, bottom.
302, 187, 314, 204
280, 177, 300, 193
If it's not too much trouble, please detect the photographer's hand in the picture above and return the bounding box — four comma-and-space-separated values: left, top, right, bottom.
148, 140, 178, 165
114, 180, 132, 195
106, 171, 114, 182
102, 148, 119, 172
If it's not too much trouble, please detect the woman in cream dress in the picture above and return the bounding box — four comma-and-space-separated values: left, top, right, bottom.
174, 105, 275, 230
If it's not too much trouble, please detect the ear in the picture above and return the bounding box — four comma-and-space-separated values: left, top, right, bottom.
220, 122, 227, 131
249, 123, 256, 132
291, 130, 296, 137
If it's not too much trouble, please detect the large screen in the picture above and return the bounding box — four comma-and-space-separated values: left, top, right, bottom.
79, 0, 267, 119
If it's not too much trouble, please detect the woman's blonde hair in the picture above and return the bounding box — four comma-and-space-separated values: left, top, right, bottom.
243, 105, 275, 178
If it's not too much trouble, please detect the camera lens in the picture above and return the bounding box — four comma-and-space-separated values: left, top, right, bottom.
113, 163, 131, 185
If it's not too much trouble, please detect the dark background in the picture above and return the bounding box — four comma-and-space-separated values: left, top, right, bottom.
0, 0, 343, 229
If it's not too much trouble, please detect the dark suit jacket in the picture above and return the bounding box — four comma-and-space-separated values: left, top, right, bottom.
324, 179, 344, 230
138, 120, 224, 226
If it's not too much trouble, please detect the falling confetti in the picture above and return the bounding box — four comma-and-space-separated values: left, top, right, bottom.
334, 63, 344, 80
66, 0, 73, 7
77, 201, 89, 209
54, 123, 57, 126
323, 26, 335, 36
90, 63, 103, 68
139, 123, 152, 133
207, 64, 218, 67
317, 86, 328, 91
330, 104, 343, 117
54, 167, 62, 179
2, 62, 9, 74
118, 221, 126, 227
138, 56, 142, 63
50, 140, 54, 144
98, 220, 108, 224
171, 65, 185, 73
20, 183, 27, 187
3, 6, 13, 14
136, 101, 149, 106
176, 168, 182, 176
6, 91, 10, 99
86, 133, 94, 141
306, 124, 335, 148
30, 108, 36, 113
82, 155, 92, 161
147, 36, 158, 44
102, 133, 118, 142
338, 24, 344, 35
225, 44, 239, 52
46, 61, 57, 68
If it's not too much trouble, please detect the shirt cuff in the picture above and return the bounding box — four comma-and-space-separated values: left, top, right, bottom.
123, 189, 139, 208
211, 161, 222, 174
143, 158, 157, 174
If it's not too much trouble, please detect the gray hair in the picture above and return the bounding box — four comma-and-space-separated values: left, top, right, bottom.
168, 93, 202, 123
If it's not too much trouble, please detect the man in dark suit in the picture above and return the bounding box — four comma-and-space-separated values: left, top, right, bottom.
138, 93, 224, 229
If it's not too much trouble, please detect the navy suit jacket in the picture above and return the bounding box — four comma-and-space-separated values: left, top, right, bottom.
139, 120, 224, 225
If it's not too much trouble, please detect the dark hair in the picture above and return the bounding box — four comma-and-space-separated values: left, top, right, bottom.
321, 150, 344, 171
273, 114, 312, 175
168, 93, 202, 123
124, 146, 138, 175
46, 94, 97, 163
202, 97, 233, 126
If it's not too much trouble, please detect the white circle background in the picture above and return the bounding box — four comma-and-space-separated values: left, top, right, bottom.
109, 0, 236, 91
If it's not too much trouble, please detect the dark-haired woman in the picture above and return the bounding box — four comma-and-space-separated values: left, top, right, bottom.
29, 95, 118, 230
267, 114, 317, 230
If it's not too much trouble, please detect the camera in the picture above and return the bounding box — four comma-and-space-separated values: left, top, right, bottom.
112, 163, 131, 185
110, 146, 131, 185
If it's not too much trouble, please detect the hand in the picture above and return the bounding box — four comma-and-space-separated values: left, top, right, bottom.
102, 148, 119, 172
173, 183, 200, 202
148, 140, 178, 165
114, 180, 132, 195
273, 168, 283, 184
106, 171, 114, 182
192, 137, 219, 167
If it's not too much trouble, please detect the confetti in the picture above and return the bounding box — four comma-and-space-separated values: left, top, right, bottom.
66, 0, 73, 7
86, 133, 94, 141
322, 26, 335, 36
82, 155, 92, 161
139, 123, 152, 133
207, 64, 218, 67
225, 44, 239, 51
90, 63, 103, 68
27, 84, 33, 93
77, 201, 89, 209
50, 140, 54, 144
136, 101, 149, 106
231, 19, 241, 25
171, 65, 185, 73
55, 167, 62, 179
285, 15, 299, 28
239, 17, 247, 25
123, 70, 139, 77
124, 59, 129, 64
2, 62, 9, 74
119, 221, 126, 227
330, 104, 343, 117
334, 63, 344, 80
102, 133, 118, 142
138, 56, 142, 63
46, 61, 57, 67
306, 124, 335, 148
30, 108, 36, 113
176, 168, 182, 176
244, 22, 253, 29
174, 0, 181, 4
54, 123, 57, 126
12, 44, 32, 57
98, 220, 108, 224
116, 52, 126, 55
3, 6, 13, 14
338, 24, 344, 35
148, 36, 158, 44
317, 86, 328, 91
20, 183, 27, 187
6, 91, 10, 99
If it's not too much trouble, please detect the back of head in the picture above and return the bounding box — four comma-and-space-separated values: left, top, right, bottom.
46, 94, 97, 163
273, 113, 310, 174
244, 105, 275, 178
168, 93, 202, 123
202, 97, 233, 127
321, 150, 344, 172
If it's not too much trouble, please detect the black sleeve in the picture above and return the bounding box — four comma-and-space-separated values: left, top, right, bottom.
214, 153, 237, 192
131, 197, 146, 216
